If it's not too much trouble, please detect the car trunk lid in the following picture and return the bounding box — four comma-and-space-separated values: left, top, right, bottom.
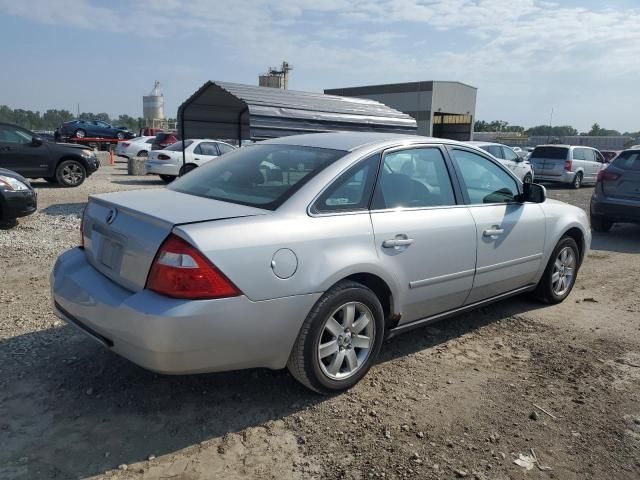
82, 189, 267, 292
603, 152, 640, 199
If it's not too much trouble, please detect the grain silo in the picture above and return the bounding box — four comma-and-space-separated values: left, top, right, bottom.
143, 81, 165, 125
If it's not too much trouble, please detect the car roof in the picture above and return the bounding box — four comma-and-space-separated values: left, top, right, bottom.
466, 141, 505, 147
535, 144, 595, 149
261, 132, 464, 152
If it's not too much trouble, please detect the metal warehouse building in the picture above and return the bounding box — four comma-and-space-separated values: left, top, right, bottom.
325, 81, 477, 141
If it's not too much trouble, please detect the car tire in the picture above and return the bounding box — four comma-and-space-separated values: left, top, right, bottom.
137, 150, 148, 158
56, 160, 86, 187
179, 164, 197, 176
523, 173, 533, 184
572, 172, 583, 189
591, 215, 613, 233
534, 236, 580, 304
287, 280, 385, 394
74, 129, 86, 139
44, 176, 58, 184
116, 132, 125, 140
159, 175, 176, 183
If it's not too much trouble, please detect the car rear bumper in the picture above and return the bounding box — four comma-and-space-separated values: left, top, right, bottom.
0, 189, 37, 220
591, 194, 640, 223
534, 171, 575, 184
51, 248, 321, 374
145, 161, 179, 176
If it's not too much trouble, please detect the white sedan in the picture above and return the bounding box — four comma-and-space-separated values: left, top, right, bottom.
145, 139, 236, 182
466, 141, 534, 183
115, 136, 155, 159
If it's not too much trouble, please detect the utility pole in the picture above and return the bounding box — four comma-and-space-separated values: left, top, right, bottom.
548, 107, 554, 143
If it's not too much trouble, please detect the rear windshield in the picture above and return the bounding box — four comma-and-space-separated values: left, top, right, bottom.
168, 144, 347, 210
530, 146, 569, 159
611, 151, 640, 171
155, 133, 177, 141
165, 140, 192, 151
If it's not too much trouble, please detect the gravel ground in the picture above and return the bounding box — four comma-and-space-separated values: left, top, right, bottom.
1, 158, 639, 479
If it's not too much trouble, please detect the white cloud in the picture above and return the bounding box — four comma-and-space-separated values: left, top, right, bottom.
1, 0, 639, 130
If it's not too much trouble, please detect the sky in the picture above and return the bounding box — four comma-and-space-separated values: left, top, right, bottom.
0, 0, 639, 132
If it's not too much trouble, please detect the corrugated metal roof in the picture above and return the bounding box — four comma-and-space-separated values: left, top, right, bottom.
178, 81, 417, 142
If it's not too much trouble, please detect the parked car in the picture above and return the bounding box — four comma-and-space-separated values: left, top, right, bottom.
0, 168, 37, 225
145, 139, 236, 182
51, 132, 590, 393
590, 148, 640, 232
0, 122, 99, 187
59, 120, 135, 140
529, 145, 606, 188
115, 136, 155, 159
599, 150, 621, 163
467, 141, 534, 183
151, 132, 181, 151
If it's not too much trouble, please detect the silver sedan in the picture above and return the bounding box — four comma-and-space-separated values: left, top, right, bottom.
51, 132, 590, 393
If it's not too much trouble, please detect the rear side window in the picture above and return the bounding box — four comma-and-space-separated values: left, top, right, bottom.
313, 154, 379, 213
166, 140, 193, 151
372, 147, 456, 209
572, 148, 585, 160
612, 151, 640, 171
530, 146, 569, 159
169, 144, 347, 210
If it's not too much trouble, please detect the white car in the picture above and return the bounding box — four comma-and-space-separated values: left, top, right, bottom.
467, 141, 534, 183
145, 139, 236, 182
115, 136, 155, 159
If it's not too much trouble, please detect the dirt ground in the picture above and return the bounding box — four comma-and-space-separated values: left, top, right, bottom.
1, 159, 639, 479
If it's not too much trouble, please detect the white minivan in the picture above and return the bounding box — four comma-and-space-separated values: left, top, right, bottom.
529, 145, 606, 189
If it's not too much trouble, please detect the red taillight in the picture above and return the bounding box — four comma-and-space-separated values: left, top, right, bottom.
157, 154, 171, 160
564, 160, 572, 172
597, 169, 620, 182
146, 234, 241, 300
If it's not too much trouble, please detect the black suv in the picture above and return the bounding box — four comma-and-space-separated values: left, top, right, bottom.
0, 122, 99, 187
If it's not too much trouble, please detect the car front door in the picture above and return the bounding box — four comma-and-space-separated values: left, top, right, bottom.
448, 147, 546, 303
0, 124, 48, 176
369, 146, 477, 323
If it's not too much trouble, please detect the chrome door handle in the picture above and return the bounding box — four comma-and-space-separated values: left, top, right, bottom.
382, 238, 414, 248
483, 228, 504, 237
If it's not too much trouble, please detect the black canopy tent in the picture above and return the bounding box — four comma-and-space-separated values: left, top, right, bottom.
176, 81, 417, 168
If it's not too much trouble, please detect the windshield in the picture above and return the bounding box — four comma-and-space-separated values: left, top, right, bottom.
530, 146, 568, 159
169, 144, 347, 210
165, 140, 192, 151
611, 151, 640, 171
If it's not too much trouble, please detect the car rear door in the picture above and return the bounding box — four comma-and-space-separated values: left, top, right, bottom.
369, 146, 477, 323
448, 147, 545, 303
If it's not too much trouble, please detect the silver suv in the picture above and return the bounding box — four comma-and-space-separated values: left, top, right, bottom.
529, 145, 606, 188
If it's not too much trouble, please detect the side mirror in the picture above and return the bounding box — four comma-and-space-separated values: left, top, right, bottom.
31, 136, 43, 146
522, 182, 546, 203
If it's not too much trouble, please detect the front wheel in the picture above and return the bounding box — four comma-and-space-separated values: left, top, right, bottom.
56, 160, 86, 187
287, 280, 384, 394
572, 172, 583, 189
116, 132, 125, 140
159, 175, 176, 183
523, 173, 533, 184
534, 237, 580, 304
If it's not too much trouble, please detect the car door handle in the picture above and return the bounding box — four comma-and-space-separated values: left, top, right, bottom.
483, 228, 505, 237
382, 238, 414, 248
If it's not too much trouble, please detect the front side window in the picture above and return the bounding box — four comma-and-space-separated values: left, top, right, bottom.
502, 146, 519, 161
583, 149, 595, 161
313, 154, 379, 213
481, 145, 503, 158
195, 142, 219, 156
169, 144, 347, 210
451, 149, 519, 204
0, 125, 32, 144
372, 147, 456, 209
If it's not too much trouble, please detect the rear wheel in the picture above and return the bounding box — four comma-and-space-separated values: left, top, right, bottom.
535, 237, 580, 304
56, 160, 86, 187
179, 164, 197, 176
137, 150, 148, 158
287, 280, 384, 394
572, 172, 583, 189
159, 175, 176, 183
591, 214, 613, 233
74, 129, 86, 139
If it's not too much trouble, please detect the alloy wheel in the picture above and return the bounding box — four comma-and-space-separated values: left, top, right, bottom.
317, 301, 375, 380
62, 163, 84, 186
551, 246, 576, 296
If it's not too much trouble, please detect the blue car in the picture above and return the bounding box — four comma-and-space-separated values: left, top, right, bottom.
59, 120, 134, 140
